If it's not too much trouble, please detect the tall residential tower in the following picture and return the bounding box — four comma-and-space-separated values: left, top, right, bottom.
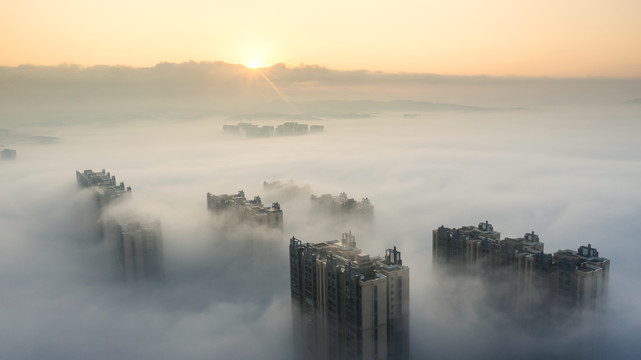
290, 232, 409, 360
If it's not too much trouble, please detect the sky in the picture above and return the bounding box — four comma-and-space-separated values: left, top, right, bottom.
2, 0, 641, 76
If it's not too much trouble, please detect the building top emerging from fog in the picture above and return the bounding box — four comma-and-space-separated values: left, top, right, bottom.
75, 169, 163, 283
310, 192, 374, 220
290, 232, 409, 360
1, 148, 17, 160
263, 180, 312, 199
207, 190, 283, 229
433, 221, 610, 313
76, 169, 131, 209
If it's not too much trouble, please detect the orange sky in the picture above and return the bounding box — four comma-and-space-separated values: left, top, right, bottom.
1, 0, 640, 77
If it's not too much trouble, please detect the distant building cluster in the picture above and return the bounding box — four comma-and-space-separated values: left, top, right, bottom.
207, 190, 283, 229
223, 122, 324, 137
310, 192, 374, 221
290, 232, 409, 360
432, 221, 610, 312
76, 169, 163, 282
1, 148, 17, 160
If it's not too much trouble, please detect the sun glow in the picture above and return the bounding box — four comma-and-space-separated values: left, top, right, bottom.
245, 59, 262, 69
243, 59, 280, 69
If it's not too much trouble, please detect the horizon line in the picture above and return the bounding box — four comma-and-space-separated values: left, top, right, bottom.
2, 60, 641, 81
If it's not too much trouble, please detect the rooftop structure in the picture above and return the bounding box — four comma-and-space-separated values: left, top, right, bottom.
290, 232, 409, 360
76, 169, 131, 209
433, 222, 610, 313
206, 190, 283, 229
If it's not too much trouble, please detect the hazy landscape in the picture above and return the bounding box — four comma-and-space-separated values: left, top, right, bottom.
1, 62, 640, 358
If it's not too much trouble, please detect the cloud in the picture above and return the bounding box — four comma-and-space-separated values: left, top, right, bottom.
1, 62, 640, 125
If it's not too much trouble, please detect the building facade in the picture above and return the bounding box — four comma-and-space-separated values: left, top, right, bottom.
290, 232, 409, 360
103, 219, 164, 282
1, 148, 17, 160
76, 169, 163, 282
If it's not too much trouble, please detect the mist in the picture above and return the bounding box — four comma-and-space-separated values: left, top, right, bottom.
1, 64, 641, 359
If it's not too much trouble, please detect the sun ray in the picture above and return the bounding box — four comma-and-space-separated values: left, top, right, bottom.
257, 69, 300, 114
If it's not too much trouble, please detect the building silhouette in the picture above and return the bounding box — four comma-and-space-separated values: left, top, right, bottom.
263, 180, 312, 200
103, 219, 164, 282
432, 221, 610, 312
76, 169, 131, 209
223, 122, 274, 137
276, 122, 308, 136
207, 190, 283, 229
222, 121, 323, 137
1, 148, 17, 160
310, 192, 374, 221
76, 169, 163, 282
290, 232, 409, 360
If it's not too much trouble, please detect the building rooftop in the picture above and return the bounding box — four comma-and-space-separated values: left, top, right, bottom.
76, 169, 131, 208
310, 192, 374, 219
206, 190, 283, 229
293, 232, 408, 282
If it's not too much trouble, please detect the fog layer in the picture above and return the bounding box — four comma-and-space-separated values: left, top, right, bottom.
1, 66, 640, 359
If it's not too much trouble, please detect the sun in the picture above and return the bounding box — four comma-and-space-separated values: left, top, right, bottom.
245, 59, 263, 69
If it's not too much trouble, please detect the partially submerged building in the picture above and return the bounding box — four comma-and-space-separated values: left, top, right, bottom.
222, 121, 323, 137
223, 122, 275, 137
276, 122, 308, 136
263, 180, 312, 200
103, 219, 164, 282
290, 232, 409, 360
432, 221, 610, 312
1, 148, 17, 160
76, 169, 131, 210
207, 190, 283, 229
310, 192, 374, 221
76, 169, 163, 282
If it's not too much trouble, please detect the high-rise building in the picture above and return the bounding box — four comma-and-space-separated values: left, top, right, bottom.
432, 222, 610, 312
310, 192, 374, 221
207, 190, 283, 229
1, 148, 17, 160
553, 244, 610, 310
263, 180, 312, 200
76, 169, 163, 282
290, 232, 409, 360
